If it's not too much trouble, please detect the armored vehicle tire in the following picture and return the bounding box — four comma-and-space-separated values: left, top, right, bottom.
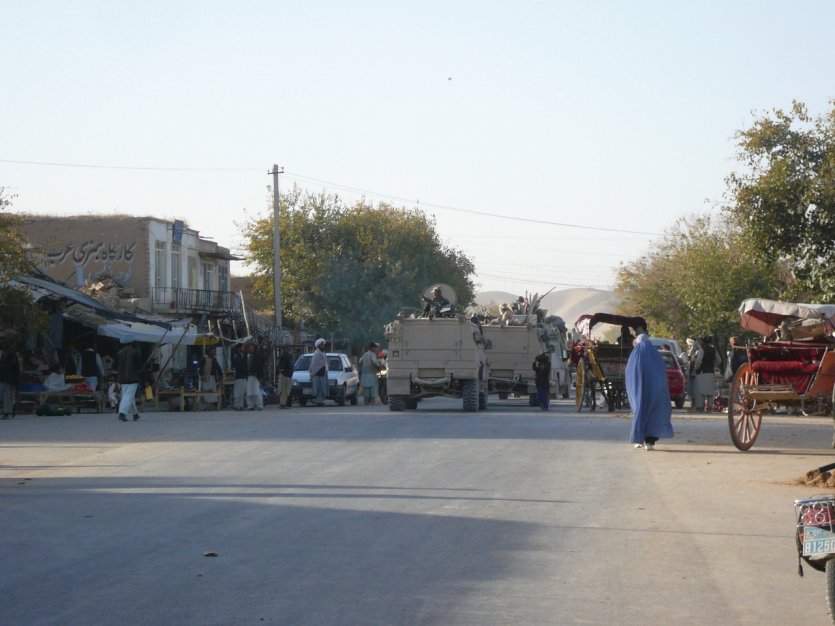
404, 398, 418, 410
389, 396, 404, 412
479, 390, 487, 410
336, 384, 347, 406
528, 394, 537, 407
498, 392, 509, 400
463, 380, 478, 412
299, 398, 308, 407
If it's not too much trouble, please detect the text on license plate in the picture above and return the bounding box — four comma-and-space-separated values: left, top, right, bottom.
803, 526, 835, 556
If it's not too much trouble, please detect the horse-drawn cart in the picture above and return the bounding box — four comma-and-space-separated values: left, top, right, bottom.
570, 313, 648, 412
728, 299, 835, 451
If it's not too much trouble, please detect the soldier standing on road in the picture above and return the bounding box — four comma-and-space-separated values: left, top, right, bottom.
277, 344, 295, 409
532, 352, 551, 410
309, 338, 329, 406
231, 343, 248, 410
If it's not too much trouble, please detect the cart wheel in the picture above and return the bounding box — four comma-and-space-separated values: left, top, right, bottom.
575, 361, 586, 411
830, 386, 835, 449
728, 363, 762, 451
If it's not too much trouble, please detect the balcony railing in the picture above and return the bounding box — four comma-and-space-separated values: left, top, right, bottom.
151, 287, 241, 316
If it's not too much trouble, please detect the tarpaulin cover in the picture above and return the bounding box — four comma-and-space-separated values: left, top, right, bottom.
739, 299, 835, 336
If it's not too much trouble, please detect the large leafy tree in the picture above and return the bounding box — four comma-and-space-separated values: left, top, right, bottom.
724, 100, 835, 301
0, 187, 47, 338
240, 187, 476, 352
616, 215, 783, 348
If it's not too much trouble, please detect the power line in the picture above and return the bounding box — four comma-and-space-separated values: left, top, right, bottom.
1, 157, 663, 236
0, 158, 258, 173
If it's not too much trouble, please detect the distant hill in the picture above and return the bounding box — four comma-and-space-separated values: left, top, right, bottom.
475, 288, 619, 327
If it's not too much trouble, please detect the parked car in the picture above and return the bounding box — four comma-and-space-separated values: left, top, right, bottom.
290, 352, 359, 407
649, 337, 686, 369
660, 350, 686, 408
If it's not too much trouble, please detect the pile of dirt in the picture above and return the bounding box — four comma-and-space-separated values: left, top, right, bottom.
794, 469, 835, 488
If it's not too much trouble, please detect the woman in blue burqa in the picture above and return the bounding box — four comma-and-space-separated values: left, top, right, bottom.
626, 333, 673, 450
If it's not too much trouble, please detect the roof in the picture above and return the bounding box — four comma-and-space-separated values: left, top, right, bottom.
739, 298, 835, 336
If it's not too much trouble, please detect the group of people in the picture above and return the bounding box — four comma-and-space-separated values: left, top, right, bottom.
229, 342, 266, 411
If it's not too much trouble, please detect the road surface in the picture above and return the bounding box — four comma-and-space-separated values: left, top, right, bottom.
1, 398, 832, 625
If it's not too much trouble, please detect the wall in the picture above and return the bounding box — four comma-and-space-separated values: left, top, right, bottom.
21, 215, 151, 297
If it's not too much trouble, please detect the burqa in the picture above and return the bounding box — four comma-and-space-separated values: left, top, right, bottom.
626, 334, 674, 444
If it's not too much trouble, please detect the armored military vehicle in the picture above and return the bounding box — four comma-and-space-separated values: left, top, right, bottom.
482, 293, 570, 403
384, 288, 489, 411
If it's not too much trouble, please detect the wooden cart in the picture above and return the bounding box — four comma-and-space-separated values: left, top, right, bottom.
728, 299, 835, 450
569, 313, 648, 412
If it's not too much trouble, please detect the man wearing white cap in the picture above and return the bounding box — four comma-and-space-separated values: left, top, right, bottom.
309, 338, 329, 406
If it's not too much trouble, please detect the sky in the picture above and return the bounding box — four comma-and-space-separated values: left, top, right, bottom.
2, 1, 834, 297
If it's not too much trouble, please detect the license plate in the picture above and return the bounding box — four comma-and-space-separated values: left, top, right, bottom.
803, 526, 835, 556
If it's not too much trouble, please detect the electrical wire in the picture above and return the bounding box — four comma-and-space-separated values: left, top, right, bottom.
0, 157, 664, 237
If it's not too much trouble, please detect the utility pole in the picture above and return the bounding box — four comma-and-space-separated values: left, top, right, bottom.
269, 164, 284, 344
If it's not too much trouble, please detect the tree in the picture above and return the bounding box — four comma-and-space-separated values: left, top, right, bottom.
0, 187, 48, 337
0, 187, 31, 281
240, 187, 476, 352
615, 215, 783, 349
724, 100, 835, 301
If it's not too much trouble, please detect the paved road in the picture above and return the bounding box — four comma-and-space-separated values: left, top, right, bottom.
1, 398, 833, 625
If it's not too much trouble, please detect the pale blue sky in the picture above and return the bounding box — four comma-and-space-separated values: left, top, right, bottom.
2, 1, 833, 295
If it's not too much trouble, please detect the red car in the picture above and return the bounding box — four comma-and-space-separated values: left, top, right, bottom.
659, 350, 686, 408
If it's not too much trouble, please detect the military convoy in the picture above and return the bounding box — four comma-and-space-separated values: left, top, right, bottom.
382, 286, 568, 411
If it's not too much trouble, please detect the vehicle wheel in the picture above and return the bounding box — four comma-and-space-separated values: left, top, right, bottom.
299, 398, 308, 407
832, 386, 835, 449
674, 396, 685, 409
336, 384, 346, 406
575, 361, 586, 411
728, 363, 762, 451
389, 395, 404, 412
606, 383, 616, 412
479, 390, 488, 410
463, 380, 478, 412
498, 391, 509, 400
404, 398, 418, 410
827, 559, 835, 621
528, 393, 538, 407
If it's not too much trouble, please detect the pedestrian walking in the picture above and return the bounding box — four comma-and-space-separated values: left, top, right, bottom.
309, 338, 329, 406
626, 333, 673, 450
230, 343, 248, 410
245, 342, 264, 410
116, 338, 142, 422
360, 342, 381, 405
277, 344, 295, 408
0, 341, 21, 419
198, 346, 223, 409
532, 352, 551, 410
695, 336, 716, 411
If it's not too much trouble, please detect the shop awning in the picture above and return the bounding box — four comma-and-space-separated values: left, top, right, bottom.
96, 320, 218, 346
